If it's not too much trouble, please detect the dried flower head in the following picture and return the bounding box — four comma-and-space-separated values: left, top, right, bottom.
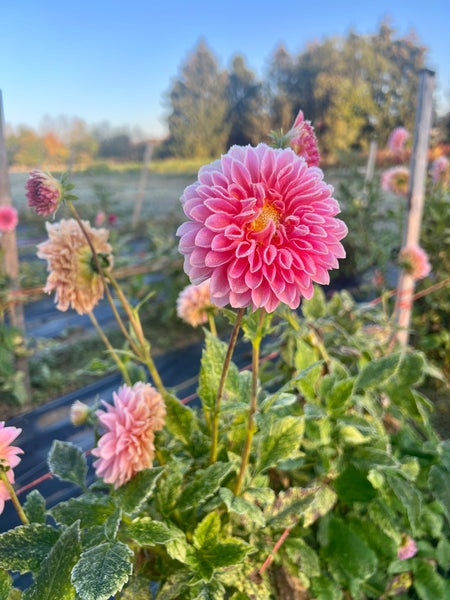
397, 535, 417, 560
388, 127, 410, 154
92, 382, 166, 488
0, 206, 18, 233
381, 166, 409, 196
25, 170, 63, 216
286, 110, 320, 167
431, 155, 449, 184
398, 244, 431, 280
177, 280, 215, 327
37, 218, 113, 314
0, 422, 23, 514
177, 144, 347, 313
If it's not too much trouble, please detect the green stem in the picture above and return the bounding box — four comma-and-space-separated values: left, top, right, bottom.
88, 311, 131, 385
210, 308, 245, 464
0, 469, 28, 525
234, 308, 265, 495
208, 312, 217, 337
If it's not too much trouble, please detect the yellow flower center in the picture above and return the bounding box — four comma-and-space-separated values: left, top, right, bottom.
252, 202, 280, 232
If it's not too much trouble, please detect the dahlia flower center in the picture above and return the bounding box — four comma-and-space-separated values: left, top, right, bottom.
251, 202, 280, 232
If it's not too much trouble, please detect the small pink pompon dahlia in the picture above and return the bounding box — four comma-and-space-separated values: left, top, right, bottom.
0, 206, 18, 233
177, 144, 347, 313
92, 382, 166, 488
399, 244, 431, 280
25, 170, 63, 216
431, 155, 449, 184
388, 127, 410, 154
397, 535, 417, 560
0, 422, 23, 514
286, 110, 320, 167
381, 166, 409, 196
37, 218, 113, 314
177, 280, 214, 327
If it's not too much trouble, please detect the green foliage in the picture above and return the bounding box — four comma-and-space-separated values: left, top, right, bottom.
48, 441, 87, 489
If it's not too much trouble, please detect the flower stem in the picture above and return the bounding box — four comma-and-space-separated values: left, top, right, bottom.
210, 308, 245, 464
88, 311, 131, 385
0, 469, 28, 525
234, 308, 265, 495
208, 312, 217, 337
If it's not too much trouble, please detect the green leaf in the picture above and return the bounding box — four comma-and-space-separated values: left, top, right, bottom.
71, 541, 133, 600
428, 465, 450, 521
177, 462, 234, 512
193, 512, 221, 550
164, 393, 200, 447
22, 521, 81, 600
23, 490, 46, 524
310, 576, 343, 600
326, 378, 354, 414
439, 440, 450, 472
0, 524, 60, 573
0, 568, 12, 600
436, 538, 450, 570
48, 441, 87, 489
256, 416, 304, 474
192, 580, 226, 600
50, 495, 116, 528
284, 537, 320, 577
266, 487, 318, 528
104, 507, 121, 540
412, 560, 445, 600
302, 486, 338, 528
115, 466, 165, 515
332, 465, 376, 503
124, 517, 184, 547
355, 353, 401, 390
219, 488, 265, 528
386, 472, 422, 530
302, 285, 326, 319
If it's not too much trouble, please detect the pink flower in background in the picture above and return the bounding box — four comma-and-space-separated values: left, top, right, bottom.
177, 144, 347, 313
0, 422, 23, 514
37, 218, 113, 314
0, 206, 18, 233
431, 155, 449, 184
287, 110, 320, 167
25, 170, 63, 216
381, 166, 409, 196
397, 535, 417, 560
388, 127, 410, 154
95, 211, 105, 226
399, 244, 431, 280
108, 213, 118, 226
177, 280, 215, 327
92, 382, 166, 488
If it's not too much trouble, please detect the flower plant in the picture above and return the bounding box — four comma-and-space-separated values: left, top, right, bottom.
0, 117, 448, 600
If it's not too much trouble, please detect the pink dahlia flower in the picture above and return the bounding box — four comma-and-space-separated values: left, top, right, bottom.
388, 127, 410, 154
92, 382, 166, 488
177, 144, 347, 313
0, 422, 23, 514
25, 170, 63, 216
431, 155, 449, 184
399, 244, 431, 280
95, 211, 105, 227
397, 535, 417, 560
381, 166, 409, 196
177, 280, 215, 327
287, 110, 320, 167
0, 206, 18, 233
37, 218, 113, 315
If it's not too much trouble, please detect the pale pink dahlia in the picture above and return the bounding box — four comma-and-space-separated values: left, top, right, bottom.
431, 155, 449, 184
177, 280, 215, 327
92, 382, 166, 488
397, 535, 417, 560
0, 206, 18, 233
399, 244, 431, 280
37, 218, 113, 314
381, 166, 409, 196
177, 144, 347, 313
25, 170, 63, 216
388, 127, 410, 154
0, 422, 23, 514
286, 110, 320, 167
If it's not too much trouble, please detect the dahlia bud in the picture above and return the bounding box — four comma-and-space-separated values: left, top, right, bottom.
70, 400, 91, 426
286, 110, 320, 167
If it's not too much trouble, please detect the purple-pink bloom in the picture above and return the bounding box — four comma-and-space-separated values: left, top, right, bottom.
177, 144, 347, 313
0, 206, 18, 233
431, 155, 449, 184
397, 535, 417, 560
92, 382, 166, 488
25, 170, 63, 216
399, 244, 431, 280
388, 127, 410, 154
381, 166, 409, 196
286, 110, 320, 167
0, 422, 23, 514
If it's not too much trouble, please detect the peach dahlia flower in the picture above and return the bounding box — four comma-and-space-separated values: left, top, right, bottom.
0, 422, 23, 514
399, 244, 431, 280
37, 218, 113, 314
177, 144, 347, 313
177, 280, 214, 327
381, 166, 409, 197
92, 382, 166, 488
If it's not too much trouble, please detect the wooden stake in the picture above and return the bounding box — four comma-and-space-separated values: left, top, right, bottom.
365, 139, 377, 182
132, 143, 153, 227
394, 69, 435, 347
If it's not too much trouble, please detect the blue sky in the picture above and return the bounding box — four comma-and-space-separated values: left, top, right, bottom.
1, 0, 449, 139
